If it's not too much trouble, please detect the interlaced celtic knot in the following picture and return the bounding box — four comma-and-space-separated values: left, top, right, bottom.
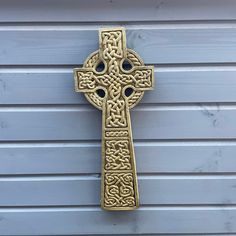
74, 27, 154, 210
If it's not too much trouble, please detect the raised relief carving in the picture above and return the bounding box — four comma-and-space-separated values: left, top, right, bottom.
74, 28, 154, 210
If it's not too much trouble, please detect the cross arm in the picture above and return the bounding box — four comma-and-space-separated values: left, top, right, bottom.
122, 66, 154, 90
74, 68, 98, 93
99, 28, 127, 62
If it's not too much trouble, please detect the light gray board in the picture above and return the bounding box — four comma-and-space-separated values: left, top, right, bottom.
1, 70, 236, 104
0, 143, 235, 174
0, 208, 235, 235
0, 0, 236, 22
0, 177, 236, 206
49, 235, 236, 236
1, 27, 236, 65
0, 106, 234, 141
27, 235, 236, 236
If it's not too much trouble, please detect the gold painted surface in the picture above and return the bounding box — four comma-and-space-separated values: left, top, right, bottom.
74, 28, 154, 211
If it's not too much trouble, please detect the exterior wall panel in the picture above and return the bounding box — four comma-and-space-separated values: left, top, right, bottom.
0, 1, 235, 235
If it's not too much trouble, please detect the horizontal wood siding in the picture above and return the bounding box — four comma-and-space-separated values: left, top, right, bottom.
0, 0, 236, 22
0, 142, 235, 174
0, 106, 235, 140
0, 177, 236, 206
1, 27, 236, 65
0, 1, 236, 235
1, 69, 236, 104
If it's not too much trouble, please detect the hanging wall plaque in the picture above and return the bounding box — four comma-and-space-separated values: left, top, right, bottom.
74, 27, 154, 210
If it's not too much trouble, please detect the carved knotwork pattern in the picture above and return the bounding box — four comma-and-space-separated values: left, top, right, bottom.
104, 172, 135, 207
77, 71, 96, 90
101, 30, 124, 60
106, 99, 127, 127
74, 28, 154, 210
82, 49, 146, 110
105, 140, 131, 170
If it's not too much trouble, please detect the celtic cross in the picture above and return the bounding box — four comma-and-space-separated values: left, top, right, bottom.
74, 27, 154, 210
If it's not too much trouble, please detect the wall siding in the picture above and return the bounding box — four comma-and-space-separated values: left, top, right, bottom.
0, 1, 236, 235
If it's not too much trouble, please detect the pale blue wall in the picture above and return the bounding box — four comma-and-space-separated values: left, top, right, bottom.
0, 0, 236, 235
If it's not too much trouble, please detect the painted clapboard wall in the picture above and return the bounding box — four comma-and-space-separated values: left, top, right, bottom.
0, 0, 236, 235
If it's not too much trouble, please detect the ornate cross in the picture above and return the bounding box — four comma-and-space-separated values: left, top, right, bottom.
74, 27, 154, 210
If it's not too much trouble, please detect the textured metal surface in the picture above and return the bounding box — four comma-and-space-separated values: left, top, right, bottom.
74, 28, 154, 210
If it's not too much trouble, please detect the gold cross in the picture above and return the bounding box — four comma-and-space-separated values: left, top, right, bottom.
74, 27, 154, 211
